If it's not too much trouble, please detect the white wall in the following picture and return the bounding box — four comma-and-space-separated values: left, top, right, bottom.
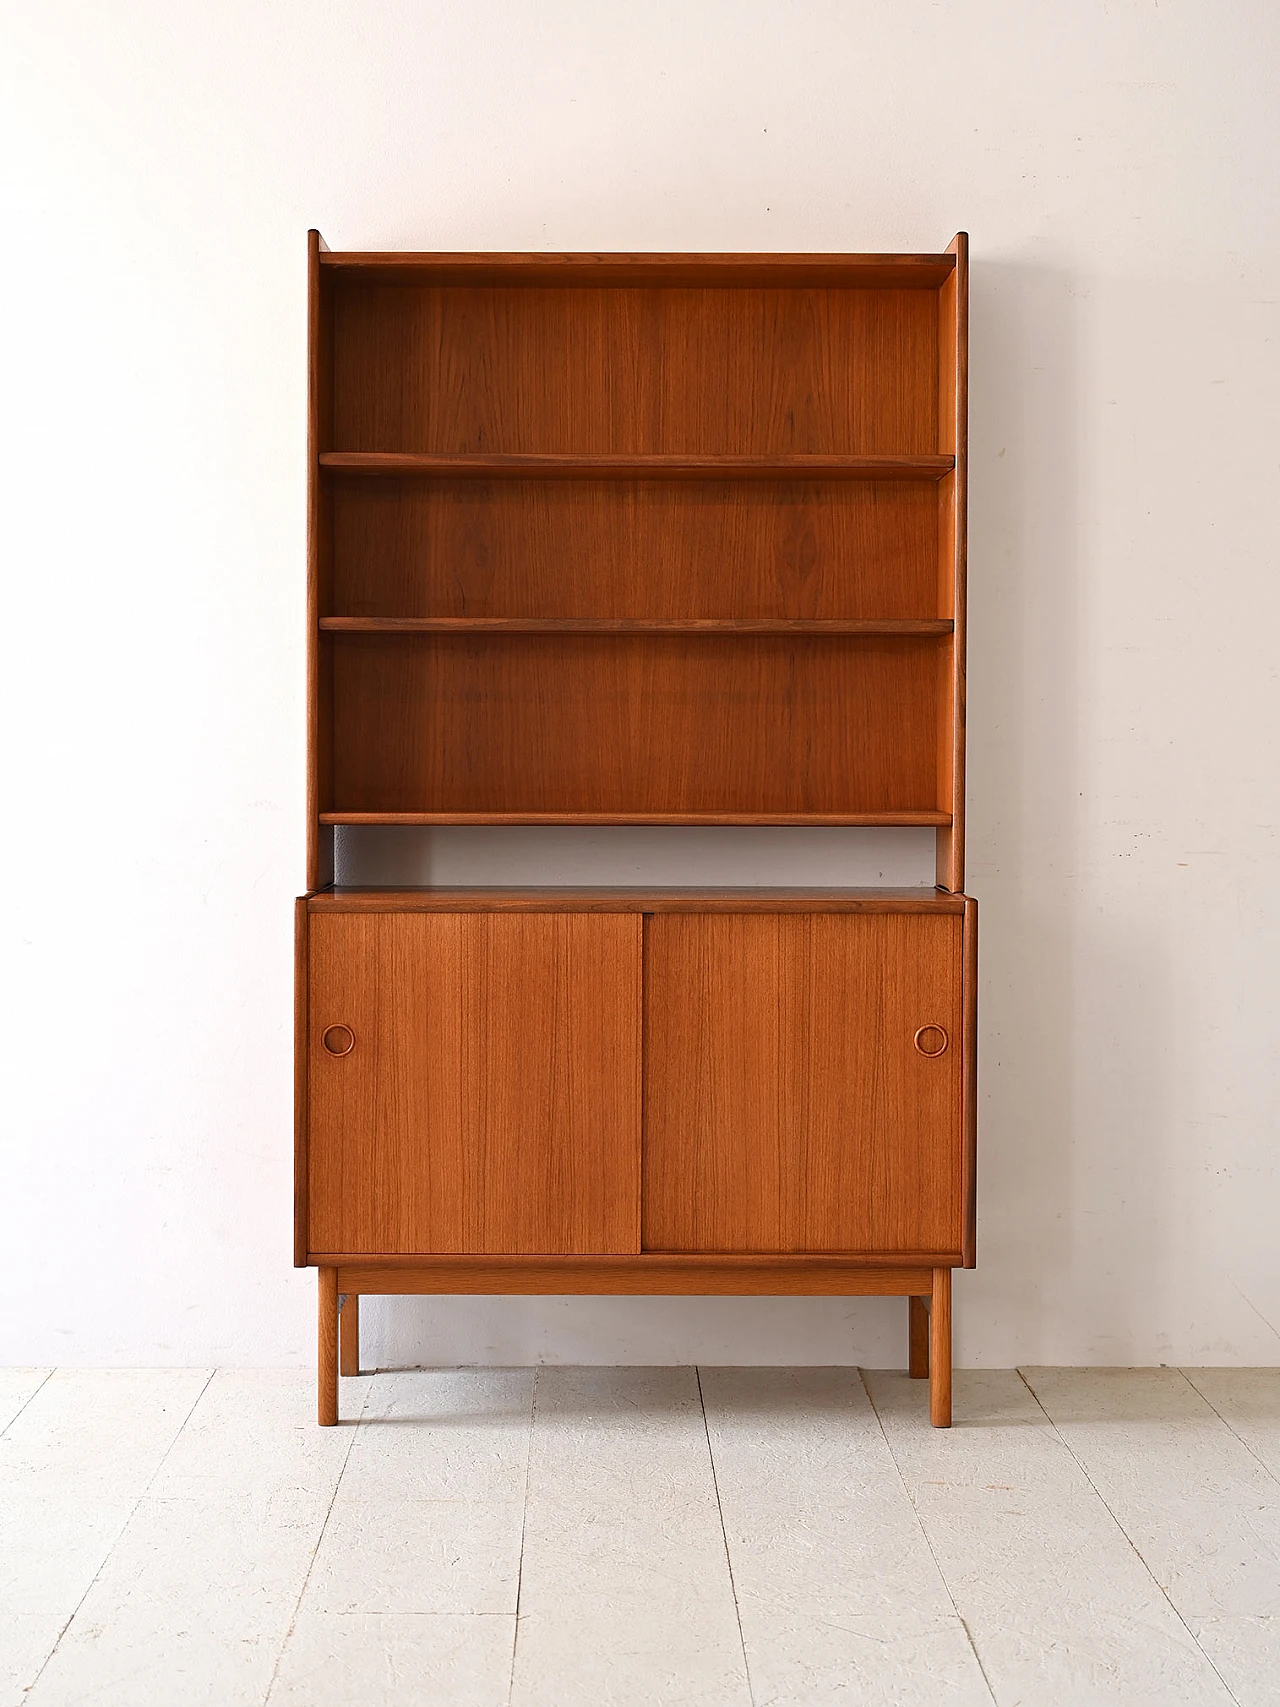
3, 0, 1278, 1369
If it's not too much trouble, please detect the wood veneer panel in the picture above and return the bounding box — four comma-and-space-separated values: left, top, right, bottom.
331, 285, 939, 455
329, 633, 942, 818
293, 897, 309, 1267
317, 1267, 338, 1425
321, 620, 954, 635
320, 453, 953, 478
320, 252, 956, 288
330, 1258, 940, 1295
324, 811, 950, 826
307, 911, 641, 1255
307, 888, 967, 914
962, 895, 978, 1267
935, 233, 969, 890
307, 231, 335, 888
329, 477, 941, 621
643, 913, 963, 1253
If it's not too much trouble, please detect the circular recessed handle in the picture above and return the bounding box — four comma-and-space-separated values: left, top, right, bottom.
322, 1024, 355, 1057
914, 1024, 949, 1059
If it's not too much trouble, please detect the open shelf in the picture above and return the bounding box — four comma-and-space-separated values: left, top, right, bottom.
320, 453, 955, 480
324, 632, 947, 821
319, 617, 954, 636
328, 473, 947, 622
328, 281, 944, 458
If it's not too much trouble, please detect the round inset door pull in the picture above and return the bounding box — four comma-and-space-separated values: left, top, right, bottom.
914, 1024, 949, 1058
322, 1024, 355, 1057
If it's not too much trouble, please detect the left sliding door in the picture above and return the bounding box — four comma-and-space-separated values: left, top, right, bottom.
305, 911, 642, 1256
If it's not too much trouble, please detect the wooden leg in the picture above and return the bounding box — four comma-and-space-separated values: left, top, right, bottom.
909, 1295, 929, 1378
318, 1267, 339, 1426
339, 1292, 360, 1377
930, 1267, 952, 1428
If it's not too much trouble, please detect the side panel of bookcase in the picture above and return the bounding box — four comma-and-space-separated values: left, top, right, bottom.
935, 232, 968, 891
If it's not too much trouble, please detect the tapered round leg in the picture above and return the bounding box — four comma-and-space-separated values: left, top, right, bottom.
318, 1267, 339, 1426
929, 1268, 952, 1427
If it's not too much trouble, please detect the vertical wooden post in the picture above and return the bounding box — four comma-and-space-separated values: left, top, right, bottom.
339, 1292, 360, 1377
318, 1267, 339, 1426
909, 1295, 929, 1378
930, 1267, 952, 1427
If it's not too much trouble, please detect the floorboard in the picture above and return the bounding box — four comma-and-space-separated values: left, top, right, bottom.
3, 1365, 1276, 1707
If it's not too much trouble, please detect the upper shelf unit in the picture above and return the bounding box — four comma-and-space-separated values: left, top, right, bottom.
306, 238, 968, 868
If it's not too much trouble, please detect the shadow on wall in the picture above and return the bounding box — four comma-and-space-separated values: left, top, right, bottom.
966, 256, 1173, 1363
342, 256, 1166, 1370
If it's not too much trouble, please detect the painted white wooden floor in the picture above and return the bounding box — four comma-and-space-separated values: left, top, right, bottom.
2, 1367, 1279, 1706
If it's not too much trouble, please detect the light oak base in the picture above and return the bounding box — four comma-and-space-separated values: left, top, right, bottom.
316, 1259, 956, 1428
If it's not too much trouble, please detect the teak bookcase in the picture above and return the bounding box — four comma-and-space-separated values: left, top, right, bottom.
296, 233, 974, 1427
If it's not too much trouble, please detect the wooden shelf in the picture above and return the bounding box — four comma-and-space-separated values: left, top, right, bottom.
322, 811, 953, 826
319, 251, 957, 289
319, 452, 955, 481
319, 617, 955, 636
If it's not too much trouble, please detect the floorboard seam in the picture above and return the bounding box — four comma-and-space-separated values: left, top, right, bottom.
262, 1370, 372, 1706
1, 1368, 54, 1437
858, 1367, 998, 1705
1180, 1368, 1280, 1491
697, 1367, 757, 1707
23, 1366, 216, 1700
506, 1366, 539, 1707
1014, 1369, 1243, 1707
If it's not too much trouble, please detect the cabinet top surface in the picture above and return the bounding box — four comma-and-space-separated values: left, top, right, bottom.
315, 245, 961, 288
306, 887, 970, 914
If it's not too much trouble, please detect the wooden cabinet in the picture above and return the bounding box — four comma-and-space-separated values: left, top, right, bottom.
643, 912, 965, 1256
298, 237, 973, 1428
306, 911, 641, 1256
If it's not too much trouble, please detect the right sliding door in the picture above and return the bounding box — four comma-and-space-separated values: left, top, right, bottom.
643, 912, 966, 1255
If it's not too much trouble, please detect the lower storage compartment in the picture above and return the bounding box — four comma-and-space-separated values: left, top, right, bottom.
299, 894, 974, 1264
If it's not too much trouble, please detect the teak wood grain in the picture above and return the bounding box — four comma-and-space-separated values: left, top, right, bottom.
330, 284, 940, 456
328, 632, 944, 819
318, 251, 957, 288
909, 1294, 930, 1377
322, 811, 952, 827
320, 453, 953, 478
930, 1267, 953, 1426
935, 232, 969, 891
317, 1267, 338, 1426
320, 619, 954, 635
329, 1257, 939, 1295
307, 230, 335, 890
293, 897, 309, 1267
306, 911, 642, 1255
643, 913, 964, 1254
300, 237, 974, 1426
339, 1293, 359, 1377
306, 887, 967, 914
328, 475, 943, 622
